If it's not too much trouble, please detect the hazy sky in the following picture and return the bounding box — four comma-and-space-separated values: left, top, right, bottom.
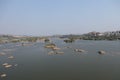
0, 0, 120, 36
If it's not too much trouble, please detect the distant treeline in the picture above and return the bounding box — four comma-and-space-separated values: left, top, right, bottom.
61, 30, 120, 40
0, 35, 48, 43
0, 30, 120, 44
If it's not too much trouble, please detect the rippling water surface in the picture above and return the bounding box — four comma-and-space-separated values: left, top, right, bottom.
0, 38, 120, 80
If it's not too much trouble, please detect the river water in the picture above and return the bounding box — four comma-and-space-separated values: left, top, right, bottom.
0, 38, 120, 80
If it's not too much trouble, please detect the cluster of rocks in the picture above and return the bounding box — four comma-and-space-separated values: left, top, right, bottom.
44, 43, 58, 50
74, 48, 106, 55
45, 43, 64, 55
98, 50, 106, 55
44, 42, 106, 55
0, 49, 18, 78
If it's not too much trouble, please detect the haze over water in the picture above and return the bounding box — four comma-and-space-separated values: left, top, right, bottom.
0, 0, 120, 36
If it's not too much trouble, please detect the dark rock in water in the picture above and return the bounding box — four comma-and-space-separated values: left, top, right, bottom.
44, 38, 50, 42
98, 50, 106, 55
64, 39, 75, 43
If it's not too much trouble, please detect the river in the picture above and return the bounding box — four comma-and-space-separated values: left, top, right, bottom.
0, 38, 120, 80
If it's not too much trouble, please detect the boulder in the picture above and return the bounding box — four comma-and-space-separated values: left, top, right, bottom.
98, 50, 106, 55
52, 47, 60, 50
0, 74, 7, 78
2, 63, 8, 66
4, 65, 12, 68
44, 43, 56, 48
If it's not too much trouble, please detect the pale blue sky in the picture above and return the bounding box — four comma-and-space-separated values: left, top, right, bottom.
0, 0, 120, 36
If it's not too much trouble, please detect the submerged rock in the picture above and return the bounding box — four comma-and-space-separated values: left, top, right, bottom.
0, 74, 7, 78
98, 50, 106, 55
2, 63, 9, 66
0, 52, 6, 56
2, 49, 15, 52
21, 43, 33, 46
4, 64, 12, 68
2, 63, 12, 68
74, 49, 85, 52
64, 46, 71, 49
52, 47, 60, 50
8, 56, 14, 59
56, 51, 64, 54
14, 64, 18, 67
48, 51, 64, 55
48, 51, 55, 55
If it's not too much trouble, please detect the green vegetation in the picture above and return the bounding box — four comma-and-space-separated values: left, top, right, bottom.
0, 35, 49, 44
61, 32, 120, 41
22, 37, 38, 42
44, 38, 50, 43
0, 30, 120, 44
64, 38, 75, 43
81, 35, 120, 41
